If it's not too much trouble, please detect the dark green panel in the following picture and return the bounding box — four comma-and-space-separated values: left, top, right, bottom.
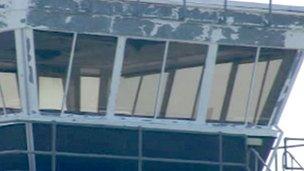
223, 165, 247, 171
143, 130, 219, 161
248, 136, 275, 171
222, 135, 247, 163
36, 154, 52, 171
143, 161, 220, 171
56, 125, 139, 156
0, 154, 29, 170
56, 156, 138, 171
0, 124, 27, 150
33, 123, 52, 151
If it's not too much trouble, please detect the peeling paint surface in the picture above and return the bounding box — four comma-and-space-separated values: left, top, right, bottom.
285, 30, 304, 49
1, 0, 304, 48
21, 0, 304, 49
0, 0, 27, 32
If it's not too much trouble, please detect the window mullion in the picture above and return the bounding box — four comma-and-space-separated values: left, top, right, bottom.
15, 28, 39, 115
0, 83, 7, 115
60, 33, 78, 115
244, 47, 261, 125
195, 44, 218, 124
107, 37, 127, 117
154, 41, 169, 119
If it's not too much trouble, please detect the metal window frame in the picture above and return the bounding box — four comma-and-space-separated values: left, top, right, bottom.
15, 28, 39, 115
268, 49, 304, 127
0, 30, 25, 116
0, 120, 273, 169
6, 27, 300, 137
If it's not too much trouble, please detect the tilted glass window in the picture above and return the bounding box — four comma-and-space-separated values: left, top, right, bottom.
116, 39, 165, 117
159, 42, 208, 119
207, 45, 297, 125
35, 31, 72, 111
66, 34, 117, 114
207, 45, 257, 123
116, 40, 208, 119
35, 30, 117, 114
0, 31, 21, 114
252, 48, 297, 125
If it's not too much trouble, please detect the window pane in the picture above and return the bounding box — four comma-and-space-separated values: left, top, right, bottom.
253, 48, 297, 125
207, 45, 257, 123
116, 39, 165, 116
80, 77, 100, 113
35, 31, 117, 114
160, 42, 208, 119
35, 31, 73, 111
66, 34, 117, 114
0, 31, 21, 113
39, 77, 64, 110
207, 46, 297, 125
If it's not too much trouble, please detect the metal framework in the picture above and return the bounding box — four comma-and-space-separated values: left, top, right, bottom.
0, 27, 300, 170
0, 27, 300, 130
1, 0, 304, 170
0, 28, 299, 135
0, 121, 250, 171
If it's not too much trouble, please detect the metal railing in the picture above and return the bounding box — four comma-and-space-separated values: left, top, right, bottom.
282, 138, 304, 171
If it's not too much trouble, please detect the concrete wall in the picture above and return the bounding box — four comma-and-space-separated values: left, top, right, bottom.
0, 0, 27, 32
26, 0, 304, 49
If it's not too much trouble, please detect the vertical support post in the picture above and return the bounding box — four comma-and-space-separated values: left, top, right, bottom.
255, 154, 258, 171
107, 37, 127, 117
25, 123, 36, 171
98, 68, 112, 113
219, 133, 223, 171
268, 0, 272, 14
61, 33, 78, 115
275, 151, 278, 171
180, 0, 187, 20
138, 127, 143, 171
51, 123, 57, 171
195, 44, 218, 123
224, 0, 228, 11
265, 126, 283, 171
0, 83, 7, 115
154, 41, 169, 118
132, 76, 144, 115
15, 28, 39, 115
244, 47, 260, 125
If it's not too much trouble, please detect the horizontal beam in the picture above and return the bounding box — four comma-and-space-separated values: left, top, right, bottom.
0, 149, 246, 166
0, 113, 278, 137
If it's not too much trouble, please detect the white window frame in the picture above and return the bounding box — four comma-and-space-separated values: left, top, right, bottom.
3, 28, 301, 138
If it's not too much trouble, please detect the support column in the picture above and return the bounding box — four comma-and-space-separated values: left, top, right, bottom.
195, 44, 218, 124
15, 28, 39, 115
107, 37, 127, 117
15, 28, 38, 171
25, 123, 36, 171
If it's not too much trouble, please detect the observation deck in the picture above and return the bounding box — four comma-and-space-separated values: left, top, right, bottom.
0, 0, 303, 170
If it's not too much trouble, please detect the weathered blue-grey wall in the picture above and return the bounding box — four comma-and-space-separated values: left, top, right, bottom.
0, 1, 11, 29
0, 0, 27, 32
27, 0, 304, 48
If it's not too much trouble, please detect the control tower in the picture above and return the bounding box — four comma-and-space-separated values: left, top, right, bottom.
0, 0, 303, 170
